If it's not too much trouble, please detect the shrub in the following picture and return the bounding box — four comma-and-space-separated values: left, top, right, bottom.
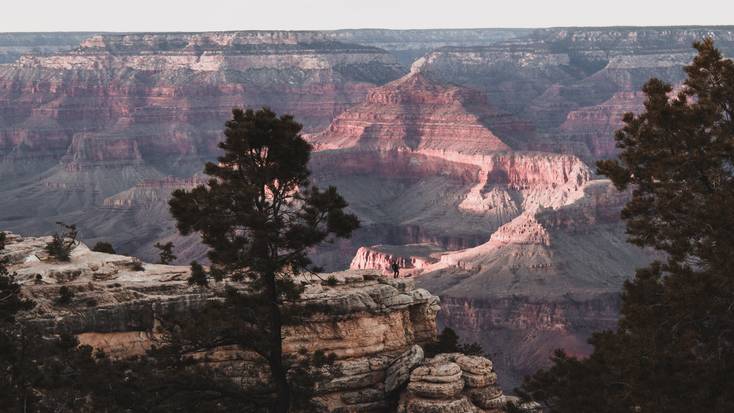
129, 259, 144, 271
154, 241, 176, 265
91, 241, 116, 254
187, 261, 208, 287
423, 327, 486, 358
57, 286, 75, 305
45, 222, 78, 262
325, 275, 338, 286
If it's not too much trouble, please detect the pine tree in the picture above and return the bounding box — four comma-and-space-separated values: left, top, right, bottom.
188, 260, 208, 286
44, 222, 78, 261
169, 107, 359, 412
154, 241, 177, 264
518, 38, 734, 413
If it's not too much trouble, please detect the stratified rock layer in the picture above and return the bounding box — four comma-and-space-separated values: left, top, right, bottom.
0, 31, 404, 258
2, 232, 442, 412
307, 70, 518, 153
1, 231, 545, 412
402, 353, 519, 413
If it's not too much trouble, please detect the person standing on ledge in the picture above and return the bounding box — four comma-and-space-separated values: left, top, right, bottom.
391, 261, 400, 278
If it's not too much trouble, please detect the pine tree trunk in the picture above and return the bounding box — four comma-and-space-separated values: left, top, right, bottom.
267, 272, 290, 413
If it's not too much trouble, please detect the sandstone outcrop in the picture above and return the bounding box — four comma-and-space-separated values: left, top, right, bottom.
350, 244, 443, 275
1, 232, 481, 412
400, 353, 539, 413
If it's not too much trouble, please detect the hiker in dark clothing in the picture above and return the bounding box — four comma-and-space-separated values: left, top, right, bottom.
391, 261, 400, 278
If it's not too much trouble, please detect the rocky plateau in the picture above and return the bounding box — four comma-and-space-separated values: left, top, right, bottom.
1, 232, 541, 412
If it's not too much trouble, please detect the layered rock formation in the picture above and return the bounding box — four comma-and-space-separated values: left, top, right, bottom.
346, 181, 650, 389
417, 26, 734, 161
302, 59, 653, 389
409, 180, 650, 386
3, 232, 433, 411
1, 26, 725, 394
2, 231, 540, 412
305, 69, 584, 269
350, 244, 443, 275
2, 26, 731, 257
0, 33, 92, 63
308, 69, 516, 153
403, 353, 505, 412
0, 31, 405, 258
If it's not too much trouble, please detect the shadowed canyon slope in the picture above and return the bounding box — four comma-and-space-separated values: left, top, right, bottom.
1, 27, 730, 389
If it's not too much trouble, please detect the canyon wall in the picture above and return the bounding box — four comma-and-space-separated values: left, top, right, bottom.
417, 26, 734, 161
0, 27, 724, 394
0, 31, 406, 260
1, 27, 732, 258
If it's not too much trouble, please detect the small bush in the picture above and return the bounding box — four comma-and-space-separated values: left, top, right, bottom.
91, 241, 116, 254
45, 222, 78, 261
325, 275, 338, 286
129, 259, 145, 271
423, 327, 487, 358
0, 232, 6, 250
312, 350, 337, 368
57, 286, 75, 305
188, 261, 208, 287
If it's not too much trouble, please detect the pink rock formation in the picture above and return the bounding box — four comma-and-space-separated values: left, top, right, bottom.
307, 71, 515, 154
350, 244, 443, 275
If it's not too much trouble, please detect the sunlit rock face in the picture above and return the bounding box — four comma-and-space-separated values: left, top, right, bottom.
307, 70, 517, 153
343, 163, 651, 388
306, 70, 591, 272
301, 58, 652, 390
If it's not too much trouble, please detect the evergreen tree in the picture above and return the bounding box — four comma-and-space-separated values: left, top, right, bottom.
188, 260, 208, 286
169, 107, 359, 412
44, 222, 78, 261
518, 38, 734, 413
424, 327, 486, 358
154, 241, 176, 264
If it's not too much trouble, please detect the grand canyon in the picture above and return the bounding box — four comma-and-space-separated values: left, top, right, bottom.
2, 27, 733, 394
